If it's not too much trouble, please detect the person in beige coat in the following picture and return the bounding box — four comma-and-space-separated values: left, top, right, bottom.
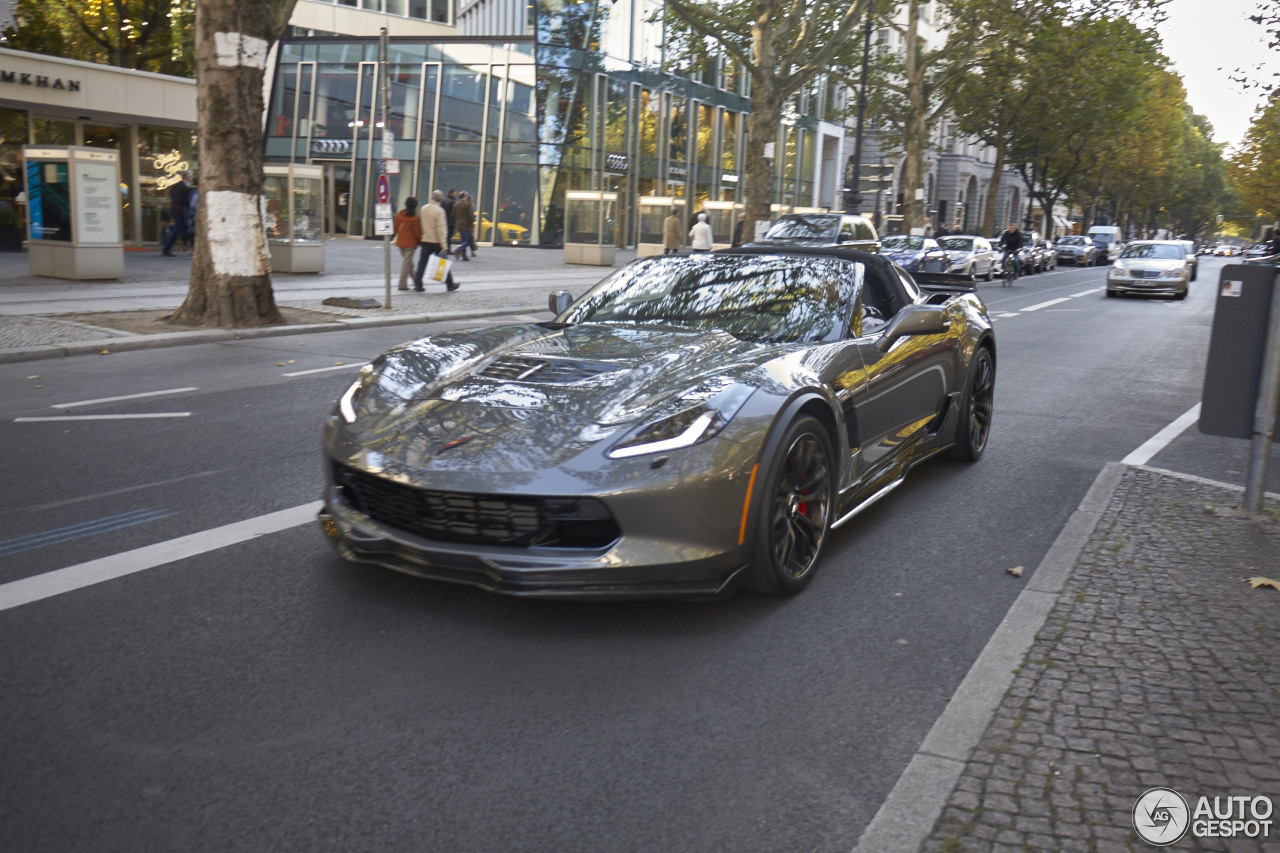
662, 211, 681, 254
414, 190, 457, 291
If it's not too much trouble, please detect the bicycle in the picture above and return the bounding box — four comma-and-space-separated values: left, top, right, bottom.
1001, 250, 1019, 287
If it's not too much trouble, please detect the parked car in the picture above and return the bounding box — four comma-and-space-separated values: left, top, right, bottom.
938, 235, 996, 280
1032, 234, 1057, 271
1105, 240, 1193, 299
746, 213, 880, 251
880, 234, 951, 273
1175, 239, 1198, 280
1055, 235, 1100, 266
320, 248, 997, 598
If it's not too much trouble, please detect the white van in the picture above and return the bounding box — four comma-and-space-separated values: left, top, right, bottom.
1087, 226, 1123, 263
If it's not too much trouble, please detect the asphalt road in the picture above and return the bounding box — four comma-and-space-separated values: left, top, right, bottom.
0, 256, 1269, 852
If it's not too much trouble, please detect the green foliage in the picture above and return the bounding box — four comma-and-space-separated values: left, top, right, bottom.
1, 0, 197, 77
1232, 90, 1280, 221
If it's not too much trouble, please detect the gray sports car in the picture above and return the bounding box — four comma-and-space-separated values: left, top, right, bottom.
319, 248, 996, 599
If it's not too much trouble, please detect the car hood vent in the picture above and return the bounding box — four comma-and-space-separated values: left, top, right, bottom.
480, 355, 617, 384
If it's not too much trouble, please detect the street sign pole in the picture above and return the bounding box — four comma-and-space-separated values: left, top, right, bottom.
379, 28, 391, 308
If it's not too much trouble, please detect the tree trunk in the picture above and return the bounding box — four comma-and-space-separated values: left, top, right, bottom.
743, 8, 781, 244
900, 0, 926, 232
982, 140, 1006, 236
170, 0, 296, 329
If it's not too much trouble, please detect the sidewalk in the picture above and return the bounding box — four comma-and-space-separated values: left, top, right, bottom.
0, 239, 631, 360
861, 463, 1280, 852
5, 241, 1279, 851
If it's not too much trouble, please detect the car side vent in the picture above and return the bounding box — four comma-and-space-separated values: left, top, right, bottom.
481, 355, 617, 384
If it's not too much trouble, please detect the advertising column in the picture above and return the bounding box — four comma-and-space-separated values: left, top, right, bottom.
24, 145, 124, 280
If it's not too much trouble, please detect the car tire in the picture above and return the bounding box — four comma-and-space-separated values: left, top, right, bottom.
1191, 268, 1198, 282
746, 416, 834, 595
984, 263, 994, 282
1106, 289, 1117, 298
1176, 288, 1188, 300
947, 347, 995, 462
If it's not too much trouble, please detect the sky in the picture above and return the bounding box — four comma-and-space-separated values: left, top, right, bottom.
1157, 0, 1279, 150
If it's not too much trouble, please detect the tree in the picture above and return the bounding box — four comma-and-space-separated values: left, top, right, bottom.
1, 0, 196, 77
1232, 90, 1280, 221
168, 0, 297, 329
662, 0, 871, 233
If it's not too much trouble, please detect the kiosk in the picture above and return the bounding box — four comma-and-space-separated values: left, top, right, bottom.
23, 146, 124, 280
636, 196, 687, 257
563, 190, 617, 266
263, 164, 325, 273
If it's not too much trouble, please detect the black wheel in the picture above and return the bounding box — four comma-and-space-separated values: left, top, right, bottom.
747, 416, 834, 594
1106, 289, 1117, 298
948, 347, 995, 462
984, 264, 994, 282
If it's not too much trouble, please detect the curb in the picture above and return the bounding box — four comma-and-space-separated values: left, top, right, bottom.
851, 461, 1129, 853
0, 305, 541, 364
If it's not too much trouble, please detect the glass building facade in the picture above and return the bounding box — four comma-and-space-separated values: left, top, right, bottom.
266, 0, 830, 246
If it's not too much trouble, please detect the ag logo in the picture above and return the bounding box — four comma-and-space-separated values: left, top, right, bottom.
1134, 787, 1190, 846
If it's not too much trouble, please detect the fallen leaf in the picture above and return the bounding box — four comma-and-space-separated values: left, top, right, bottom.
100, 349, 111, 355
278, 362, 286, 367
334, 362, 344, 366
288, 360, 295, 364
27, 375, 37, 380
1246, 577, 1280, 592
1006, 565, 1024, 578
33, 385, 42, 389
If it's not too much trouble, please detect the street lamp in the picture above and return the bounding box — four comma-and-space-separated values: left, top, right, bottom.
844, 0, 874, 213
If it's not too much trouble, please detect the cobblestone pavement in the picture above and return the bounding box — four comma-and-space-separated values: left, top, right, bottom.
921, 466, 1280, 853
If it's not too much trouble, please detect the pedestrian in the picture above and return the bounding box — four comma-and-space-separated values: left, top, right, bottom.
394, 196, 422, 291
184, 177, 199, 252
415, 189, 458, 291
731, 212, 746, 247
161, 170, 192, 256
663, 210, 681, 254
689, 211, 713, 253
443, 189, 457, 255
453, 191, 476, 260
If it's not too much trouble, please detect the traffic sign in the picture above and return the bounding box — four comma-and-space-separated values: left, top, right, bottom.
376, 174, 390, 204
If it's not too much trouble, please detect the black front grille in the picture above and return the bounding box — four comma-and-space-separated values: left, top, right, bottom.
333, 464, 620, 549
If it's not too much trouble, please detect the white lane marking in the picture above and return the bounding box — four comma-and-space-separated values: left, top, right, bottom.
1020, 297, 1072, 312
283, 364, 362, 377
1122, 403, 1201, 466
993, 312, 1020, 319
15, 413, 191, 422
52, 387, 198, 409
1070, 288, 1103, 298
0, 502, 321, 612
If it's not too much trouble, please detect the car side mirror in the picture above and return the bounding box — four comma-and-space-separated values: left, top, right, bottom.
876, 304, 950, 351
549, 290, 573, 315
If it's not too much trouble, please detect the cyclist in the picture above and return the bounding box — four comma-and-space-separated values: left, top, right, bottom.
997, 223, 1024, 284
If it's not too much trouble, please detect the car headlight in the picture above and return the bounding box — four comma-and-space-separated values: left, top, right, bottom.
1159, 268, 1184, 279
337, 362, 401, 424
608, 384, 754, 459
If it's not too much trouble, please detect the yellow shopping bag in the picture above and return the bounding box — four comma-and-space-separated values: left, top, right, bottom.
427, 253, 453, 283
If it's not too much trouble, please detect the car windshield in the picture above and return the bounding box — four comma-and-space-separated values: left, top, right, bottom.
1091, 234, 1116, 245
938, 237, 974, 251
1060, 236, 1089, 246
563, 255, 849, 344
762, 216, 838, 241
1121, 243, 1185, 261
882, 235, 924, 250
